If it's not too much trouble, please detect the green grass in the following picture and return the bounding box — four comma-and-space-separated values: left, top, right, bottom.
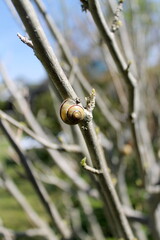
0, 141, 64, 237
0, 188, 32, 230
0, 134, 126, 239
0, 136, 49, 231
0, 136, 9, 160
0, 170, 50, 229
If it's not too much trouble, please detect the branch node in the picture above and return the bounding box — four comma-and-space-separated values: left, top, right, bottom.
130, 112, 137, 123
81, 157, 103, 175
80, 0, 89, 12
85, 88, 96, 112
17, 33, 34, 48
126, 61, 132, 72
111, 0, 124, 33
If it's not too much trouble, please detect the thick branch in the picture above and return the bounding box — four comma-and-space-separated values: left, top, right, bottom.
12, 0, 77, 100
88, 0, 137, 88
33, 0, 121, 131
0, 63, 95, 196
87, 0, 158, 186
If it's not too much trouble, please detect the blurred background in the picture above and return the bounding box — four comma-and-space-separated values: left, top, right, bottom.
0, 0, 160, 239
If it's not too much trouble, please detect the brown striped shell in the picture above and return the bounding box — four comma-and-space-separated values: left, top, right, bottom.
60, 99, 85, 125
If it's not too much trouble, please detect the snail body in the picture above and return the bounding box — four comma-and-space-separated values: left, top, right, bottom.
60, 99, 85, 125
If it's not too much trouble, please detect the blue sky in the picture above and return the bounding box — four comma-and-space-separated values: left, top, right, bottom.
0, 1, 46, 84
1, 0, 160, 85
0, 0, 82, 84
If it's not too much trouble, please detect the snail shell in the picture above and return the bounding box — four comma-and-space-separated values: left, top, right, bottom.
60, 99, 85, 125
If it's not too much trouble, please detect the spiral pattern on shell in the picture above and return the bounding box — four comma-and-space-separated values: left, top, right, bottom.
60, 99, 85, 125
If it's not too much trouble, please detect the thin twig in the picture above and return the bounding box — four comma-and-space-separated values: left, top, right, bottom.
0, 110, 81, 153
101, 42, 128, 112
117, 162, 147, 239
81, 157, 102, 175
0, 166, 57, 240
17, 33, 33, 48
107, 0, 138, 76
5, 0, 25, 31
147, 186, 160, 195
0, 119, 72, 239
111, 0, 124, 33
78, 191, 105, 240
0, 227, 52, 239
123, 206, 149, 225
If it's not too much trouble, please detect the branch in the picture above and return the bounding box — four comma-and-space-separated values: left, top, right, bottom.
17, 33, 33, 48
33, 0, 121, 131
78, 191, 105, 240
107, 0, 138, 76
0, 110, 81, 153
9, 1, 134, 238
117, 160, 148, 240
5, 0, 25, 31
147, 185, 160, 195
0, 227, 52, 239
37, 172, 71, 192
87, 0, 159, 186
0, 63, 95, 197
0, 120, 71, 239
0, 166, 57, 240
12, 1, 77, 100
0, 225, 13, 240
101, 42, 128, 112
111, 0, 124, 33
87, 0, 136, 87
79, 119, 134, 239
123, 206, 149, 225
81, 157, 102, 175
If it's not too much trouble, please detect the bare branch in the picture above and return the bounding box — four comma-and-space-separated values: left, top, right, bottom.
107, 0, 138, 76
87, 0, 159, 186
0, 227, 52, 239
5, 0, 25, 31
0, 63, 95, 197
0, 166, 57, 240
147, 186, 160, 195
78, 191, 105, 240
79, 120, 134, 239
33, 0, 121, 131
111, 0, 124, 33
0, 120, 72, 239
36, 172, 71, 192
101, 42, 128, 112
9, 0, 134, 238
81, 157, 102, 175
0, 110, 81, 153
12, 1, 77, 100
123, 206, 149, 225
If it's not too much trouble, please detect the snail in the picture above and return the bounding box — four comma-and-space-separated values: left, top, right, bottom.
60, 99, 85, 125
